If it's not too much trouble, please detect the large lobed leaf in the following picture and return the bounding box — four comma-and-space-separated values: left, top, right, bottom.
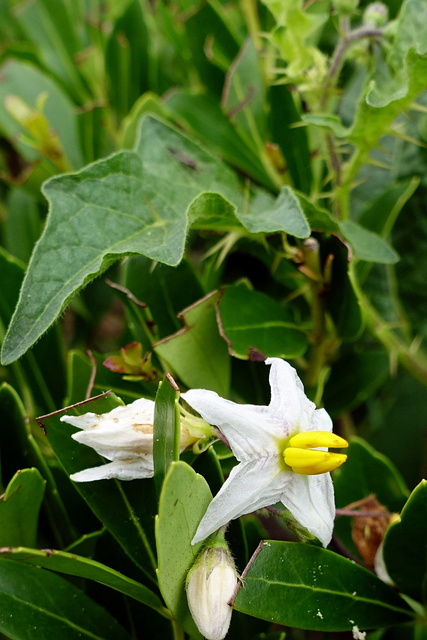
1, 116, 310, 365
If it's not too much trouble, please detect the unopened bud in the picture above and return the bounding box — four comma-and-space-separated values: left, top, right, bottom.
363, 2, 388, 27
186, 537, 238, 640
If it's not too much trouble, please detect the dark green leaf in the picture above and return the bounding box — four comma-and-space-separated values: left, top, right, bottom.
269, 84, 312, 194
123, 256, 205, 340
0, 249, 65, 411
323, 351, 390, 416
0, 546, 169, 617
321, 236, 363, 341
0, 558, 131, 639
0, 469, 45, 548
233, 541, 413, 631
217, 285, 308, 359
383, 480, 427, 601
153, 375, 180, 493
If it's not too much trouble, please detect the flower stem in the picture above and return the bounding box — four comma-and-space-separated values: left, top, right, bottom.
320, 26, 383, 110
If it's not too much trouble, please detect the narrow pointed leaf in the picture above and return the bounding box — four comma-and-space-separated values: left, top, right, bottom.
0, 558, 131, 640
0, 546, 169, 618
153, 375, 180, 493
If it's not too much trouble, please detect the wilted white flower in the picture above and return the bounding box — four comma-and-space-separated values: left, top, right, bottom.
182, 358, 348, 547
61, 397, 200, 482
186, 535, 238, 640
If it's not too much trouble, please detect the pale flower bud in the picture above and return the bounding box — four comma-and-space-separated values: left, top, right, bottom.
186, 540, 238, 640
363, 2, 388, 27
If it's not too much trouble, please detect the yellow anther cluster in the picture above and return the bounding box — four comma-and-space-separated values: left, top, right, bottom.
283, 430, 348, 475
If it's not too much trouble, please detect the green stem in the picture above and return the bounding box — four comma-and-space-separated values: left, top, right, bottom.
171, 619, 185, 640
350, 266, 427, 388
320, 26, 383, 110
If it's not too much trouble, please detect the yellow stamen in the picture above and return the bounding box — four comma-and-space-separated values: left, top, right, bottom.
284, 448, 347, 475
289, 431, 348, 450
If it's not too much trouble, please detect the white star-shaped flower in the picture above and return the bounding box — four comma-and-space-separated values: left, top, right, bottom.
61, 397, 198, 482
182, 358, 347, 547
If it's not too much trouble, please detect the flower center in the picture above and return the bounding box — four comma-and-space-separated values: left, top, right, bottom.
283, 431, 348, 475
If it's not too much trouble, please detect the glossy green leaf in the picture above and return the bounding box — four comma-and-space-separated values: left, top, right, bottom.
156, 461, 212, 638
0, 558, 132, 639
269, 84, 312, 194
154, 291, 231, 396
153, 376, 180, 493
321, 236, 363, 341
0, 383, 76, 547
383, 480, 427, 601
233, 541, 413, 631
0, 469, 45, 548
39, 392, 158, 582
0, 546, 169, 618
217, 284, 307, 359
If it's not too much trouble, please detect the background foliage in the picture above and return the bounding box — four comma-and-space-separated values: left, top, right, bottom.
1, 0, 427, 638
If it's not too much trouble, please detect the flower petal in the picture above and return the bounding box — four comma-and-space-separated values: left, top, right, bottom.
310, 407, 333, 433
60, 397, 155, 430
70, 457, 154, 482
280, 472, 335, 547
182, 390, 280, 461
71, 425, 153, 460
192, 456, 285, 544
266, 358, 316, 433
